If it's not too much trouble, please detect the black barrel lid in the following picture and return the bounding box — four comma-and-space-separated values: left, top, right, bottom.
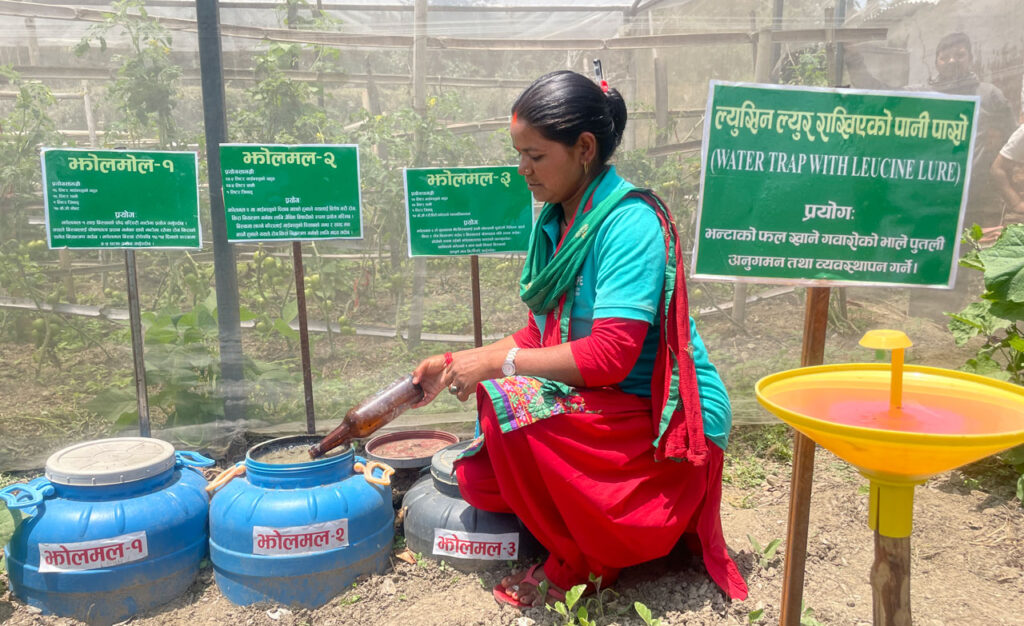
430, 440, 475, 488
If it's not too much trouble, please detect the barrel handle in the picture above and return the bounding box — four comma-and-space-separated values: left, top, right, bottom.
353, 460, 395, 487
0, 477, 55, 511
176, 451, 216, 469
205, 462, 245, 495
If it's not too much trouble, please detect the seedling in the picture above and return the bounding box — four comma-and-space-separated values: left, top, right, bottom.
747, 534, 782, 569
634, 601, 662, 626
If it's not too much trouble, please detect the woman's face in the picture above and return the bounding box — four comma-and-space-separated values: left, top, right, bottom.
510, 118, 585, 205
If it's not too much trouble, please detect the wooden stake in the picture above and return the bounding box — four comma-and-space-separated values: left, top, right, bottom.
871, 532, 912, 626
779, 287, 830, 626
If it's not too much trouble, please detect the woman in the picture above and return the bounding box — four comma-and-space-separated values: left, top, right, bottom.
412, 70, 748, 607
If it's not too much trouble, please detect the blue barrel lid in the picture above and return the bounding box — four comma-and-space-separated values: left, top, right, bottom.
45, 437, 176, 486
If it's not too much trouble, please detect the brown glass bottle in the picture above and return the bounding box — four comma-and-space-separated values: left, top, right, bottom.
308, 374, 425, 459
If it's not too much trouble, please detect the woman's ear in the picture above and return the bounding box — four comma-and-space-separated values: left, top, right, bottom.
576, 131, 598, 165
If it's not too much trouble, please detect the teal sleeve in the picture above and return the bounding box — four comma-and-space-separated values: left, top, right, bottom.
690, 318, 732, 450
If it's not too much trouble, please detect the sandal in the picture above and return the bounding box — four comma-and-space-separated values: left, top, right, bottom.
492, 563, 567, 608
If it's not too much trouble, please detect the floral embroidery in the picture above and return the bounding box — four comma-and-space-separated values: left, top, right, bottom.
481, 376, 587, 434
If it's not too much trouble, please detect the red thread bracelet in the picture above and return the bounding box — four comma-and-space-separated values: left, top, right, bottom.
444, 352, 453, 366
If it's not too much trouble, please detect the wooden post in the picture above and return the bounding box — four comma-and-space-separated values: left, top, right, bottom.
732, 29, 777, 326
653, 56, 668, 165
293, 242, 317, 435
470, 255, 483, 348
25, 18, 39, 65
124, 250, 151, 437
407, 0, 428, 348
871, 532, 912, 626
779, 287, 829, 626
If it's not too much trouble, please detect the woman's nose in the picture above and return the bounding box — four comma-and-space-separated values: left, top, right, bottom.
518, 157, 529, 176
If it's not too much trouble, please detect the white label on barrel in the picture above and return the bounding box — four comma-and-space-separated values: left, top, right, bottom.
252, 519, 349, 556
38, 530, 149, 572
432, 529, 519, 560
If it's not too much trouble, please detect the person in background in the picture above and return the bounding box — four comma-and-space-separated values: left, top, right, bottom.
991, 123, 1024, 225
411, 70, 748, 607
848, 32, 1016, 319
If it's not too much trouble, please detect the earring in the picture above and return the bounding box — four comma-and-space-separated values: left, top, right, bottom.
583, 160, 590, 177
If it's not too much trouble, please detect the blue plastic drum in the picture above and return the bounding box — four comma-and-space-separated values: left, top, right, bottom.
0, 437, 215, 626
208, 434, 395, 608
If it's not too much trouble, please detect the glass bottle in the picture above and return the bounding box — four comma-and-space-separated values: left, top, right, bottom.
308, 374, 424, 459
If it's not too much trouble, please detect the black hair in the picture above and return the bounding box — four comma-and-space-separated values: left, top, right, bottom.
936, 32, 971, 57
511, 70, 628, 166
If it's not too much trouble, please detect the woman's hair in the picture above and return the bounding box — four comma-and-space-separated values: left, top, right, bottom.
511, 70, 628, 166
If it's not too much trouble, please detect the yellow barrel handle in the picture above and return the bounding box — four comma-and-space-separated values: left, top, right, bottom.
353, 460, 395, 486
205, 462, 245, 495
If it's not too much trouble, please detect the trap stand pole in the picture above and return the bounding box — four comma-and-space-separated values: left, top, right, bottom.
293, 242, 317, 434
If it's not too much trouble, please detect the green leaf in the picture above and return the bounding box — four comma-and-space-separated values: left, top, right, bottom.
239, 306, 258, 322
1017, 474, 1023, 503
634, 601, 654, 625
748, 608, 765, 623
565, 584, 585, 610
282, 299, 299, 323
273, 318, 299, 341
948, 301, 1012, 345
960, 354, 1013, 381
747, 534, 762, 553
577, 604, 590, 625
980, 225, 1024, 303
85, 388, 139, 424
764, 538, 782, 560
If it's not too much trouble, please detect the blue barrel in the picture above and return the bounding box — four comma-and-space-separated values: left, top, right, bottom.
0, 438, 215, 626
209, 434, 394, 608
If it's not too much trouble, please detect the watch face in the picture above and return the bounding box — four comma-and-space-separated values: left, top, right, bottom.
501, 363, 515, 377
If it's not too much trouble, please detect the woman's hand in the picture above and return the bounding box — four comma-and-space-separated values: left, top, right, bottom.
412, 349, 504, 405
411, 354, 449, 408
445, 349, 503, 402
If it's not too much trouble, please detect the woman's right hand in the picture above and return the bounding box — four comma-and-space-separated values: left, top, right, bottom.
411, 354, 449, 408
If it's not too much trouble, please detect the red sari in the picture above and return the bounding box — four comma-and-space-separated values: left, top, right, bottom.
454, 186, 747, 599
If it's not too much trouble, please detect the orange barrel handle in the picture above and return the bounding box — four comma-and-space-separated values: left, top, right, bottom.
205, 462, 245, 495
353, 460, 395, 486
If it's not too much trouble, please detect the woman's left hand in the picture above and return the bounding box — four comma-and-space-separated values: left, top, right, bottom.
445, 349, 504, 402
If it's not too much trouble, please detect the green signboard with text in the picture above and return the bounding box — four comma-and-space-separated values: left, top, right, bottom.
693, 81, 978, 288
42, 149, 201, 249
405, 166, 532, 257
220, 144, 362, 242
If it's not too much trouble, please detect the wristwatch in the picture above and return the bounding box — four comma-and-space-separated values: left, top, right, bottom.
501, 347, 520, 377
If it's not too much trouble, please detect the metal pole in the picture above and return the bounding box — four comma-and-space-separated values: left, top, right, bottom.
293, 242, 317, 434
470, 255, 483, 348
124, 250, 151, 437
407, 0, 428, 348
196, 0, 246, 420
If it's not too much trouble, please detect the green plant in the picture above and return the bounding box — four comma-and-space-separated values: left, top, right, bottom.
800, 602, 825, 626
547, 583, 592, 626
950, 224, 1024, 503
85, 293, 299, 428
748, 534, 782, 569
75, 0, 182, 147
634, 601, 663, 626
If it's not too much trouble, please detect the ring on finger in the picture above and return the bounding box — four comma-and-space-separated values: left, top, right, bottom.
448, 384, 460, 394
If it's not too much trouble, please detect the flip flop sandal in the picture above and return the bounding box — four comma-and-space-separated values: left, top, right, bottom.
492, 563, 567, 608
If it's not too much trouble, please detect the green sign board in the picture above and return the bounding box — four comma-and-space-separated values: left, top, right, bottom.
41, 149, 201, 249
405, 166, 532, 257
693, 81, 978, 287
220, 144, 362, 242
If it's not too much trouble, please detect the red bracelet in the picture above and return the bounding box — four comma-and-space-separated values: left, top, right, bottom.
444, 352, 453, 366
